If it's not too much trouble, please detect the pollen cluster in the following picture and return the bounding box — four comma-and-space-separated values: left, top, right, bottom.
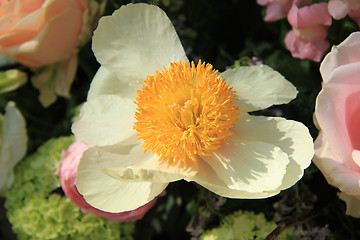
134, 61, 239, 167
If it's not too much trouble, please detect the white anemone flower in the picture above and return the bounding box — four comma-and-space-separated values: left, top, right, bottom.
72, 3, 314, 212
0, 102, 27, 195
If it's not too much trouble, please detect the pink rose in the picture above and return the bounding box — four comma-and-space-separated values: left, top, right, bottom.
256, 0, 294, 22
314, 32, 360, 217
284, 0, 332, 62
57, 141, 158, 222
0, 0, 89, 68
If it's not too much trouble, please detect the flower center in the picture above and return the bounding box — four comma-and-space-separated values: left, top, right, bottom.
134, 61, 239, 167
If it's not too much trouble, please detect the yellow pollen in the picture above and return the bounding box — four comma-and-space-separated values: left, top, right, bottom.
134, 60, 239, 167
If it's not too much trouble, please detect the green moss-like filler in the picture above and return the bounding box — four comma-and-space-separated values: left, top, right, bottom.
199, 210, 297, 240
5, 136, 134, 240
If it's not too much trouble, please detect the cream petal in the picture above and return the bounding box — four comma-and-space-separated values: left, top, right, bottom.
232, 114, 314, 190
202, 140, 289, 193
79, 180, 166, 213
87, 66, 138, 101
220, 65, 297, 112
92, 3, 187, 93
81, 142, 197, 183
77, 164, 167, 212
72, 94, 136, 146
197, 182, 281, 199
188, 114, 314, 198
76, 137, 168, 212
189, 158, 281, 199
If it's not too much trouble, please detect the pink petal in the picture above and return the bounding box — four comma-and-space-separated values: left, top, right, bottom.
264, 2, 288, 22
316, 63, 360, 168
284, 29, 329, 62
320, 32, 360, 83
287, 0, 332, 28
314, 133, 360, 197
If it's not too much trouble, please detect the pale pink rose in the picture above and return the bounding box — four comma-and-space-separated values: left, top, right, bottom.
328, 0, 360, 20
314, 32, 360, 217
0, 0, 89, 68
257, 0, 294, 22
56, 141, 158, 222
284, 0, 332, 62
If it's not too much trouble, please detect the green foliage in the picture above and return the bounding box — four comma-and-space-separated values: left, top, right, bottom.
199, 210, 297, 240
5, 136, 134, 240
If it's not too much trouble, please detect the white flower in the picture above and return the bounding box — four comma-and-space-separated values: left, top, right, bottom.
0, 102, 27, 195
72, 3, 314, 212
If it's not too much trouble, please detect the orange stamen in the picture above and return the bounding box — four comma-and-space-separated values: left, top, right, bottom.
134, 60, 239, 168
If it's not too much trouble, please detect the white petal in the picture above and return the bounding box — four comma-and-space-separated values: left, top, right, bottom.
233, 114, 314, 190
188, 114, 314, 199
220, 65, 297, 112
197, 182, 281, 199
0, 102, 27, 195
87, 66, 138, 101
77, 173, 167, 212
92, 3, 187, 92
201, 140, 289, 193
81, 142, 197, 183
72, 94, 136, 146
190, 158, 281, 199
76, 142, 168, 212
3, 102, 27, 166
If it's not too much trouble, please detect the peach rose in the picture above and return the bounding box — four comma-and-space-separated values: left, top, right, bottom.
284, 0, 331, 62
56, 141, 158, 222
314, 32, 360, 217
0, 0, 89, 68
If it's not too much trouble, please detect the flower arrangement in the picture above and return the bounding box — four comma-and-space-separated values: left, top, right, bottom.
1, 0, 360, 239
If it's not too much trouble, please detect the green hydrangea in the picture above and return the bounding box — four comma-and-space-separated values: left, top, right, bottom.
199, 210, 297, 240
5, 136, 134, 240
